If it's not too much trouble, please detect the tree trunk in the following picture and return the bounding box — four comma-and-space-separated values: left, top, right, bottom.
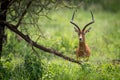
0, 0, 9, 58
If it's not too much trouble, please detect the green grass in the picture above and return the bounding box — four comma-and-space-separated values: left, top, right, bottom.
1, 8, 120, 80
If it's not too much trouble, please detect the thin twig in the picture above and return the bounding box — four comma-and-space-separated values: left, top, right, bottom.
32, 46, 40, 58
15, 0, 33, 28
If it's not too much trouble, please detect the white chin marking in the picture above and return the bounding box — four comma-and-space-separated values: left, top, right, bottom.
80, 40, 83, 42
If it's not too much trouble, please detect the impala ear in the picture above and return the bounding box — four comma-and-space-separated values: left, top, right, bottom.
85, 27, 91, 34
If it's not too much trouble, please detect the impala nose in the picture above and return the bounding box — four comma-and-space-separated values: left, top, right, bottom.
79, 34, 83, 42
79, 38, 82, 40
80, 38, 82, 41
79, 37, 83, 42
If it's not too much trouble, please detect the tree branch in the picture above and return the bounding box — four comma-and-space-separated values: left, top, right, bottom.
1, 21, 82, 65
15, 0, 33, 28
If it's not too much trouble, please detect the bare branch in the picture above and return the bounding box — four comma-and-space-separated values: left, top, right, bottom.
15, 0, 33, 28
1, 21, 82, 65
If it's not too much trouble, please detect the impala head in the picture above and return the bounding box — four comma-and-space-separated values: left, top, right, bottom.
70, 10, 94, 42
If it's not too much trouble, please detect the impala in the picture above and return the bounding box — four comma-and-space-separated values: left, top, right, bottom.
70, 10, 94, 61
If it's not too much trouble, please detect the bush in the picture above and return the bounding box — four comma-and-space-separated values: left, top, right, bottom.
24, 53, 43, 80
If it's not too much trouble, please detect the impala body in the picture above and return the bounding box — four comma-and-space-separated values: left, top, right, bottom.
70, 10, 94, 61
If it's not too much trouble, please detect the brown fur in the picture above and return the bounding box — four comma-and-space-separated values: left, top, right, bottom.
76, 42, 90, 61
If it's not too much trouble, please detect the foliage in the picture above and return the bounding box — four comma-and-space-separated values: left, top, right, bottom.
24, 53, 43, 80
69, 0, 120, 12
42, 62, 120, 80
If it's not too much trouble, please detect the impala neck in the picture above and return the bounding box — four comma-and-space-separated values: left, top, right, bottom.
79, 41, 86, 51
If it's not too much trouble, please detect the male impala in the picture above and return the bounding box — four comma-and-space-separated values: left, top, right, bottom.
70, 10, 94, 61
